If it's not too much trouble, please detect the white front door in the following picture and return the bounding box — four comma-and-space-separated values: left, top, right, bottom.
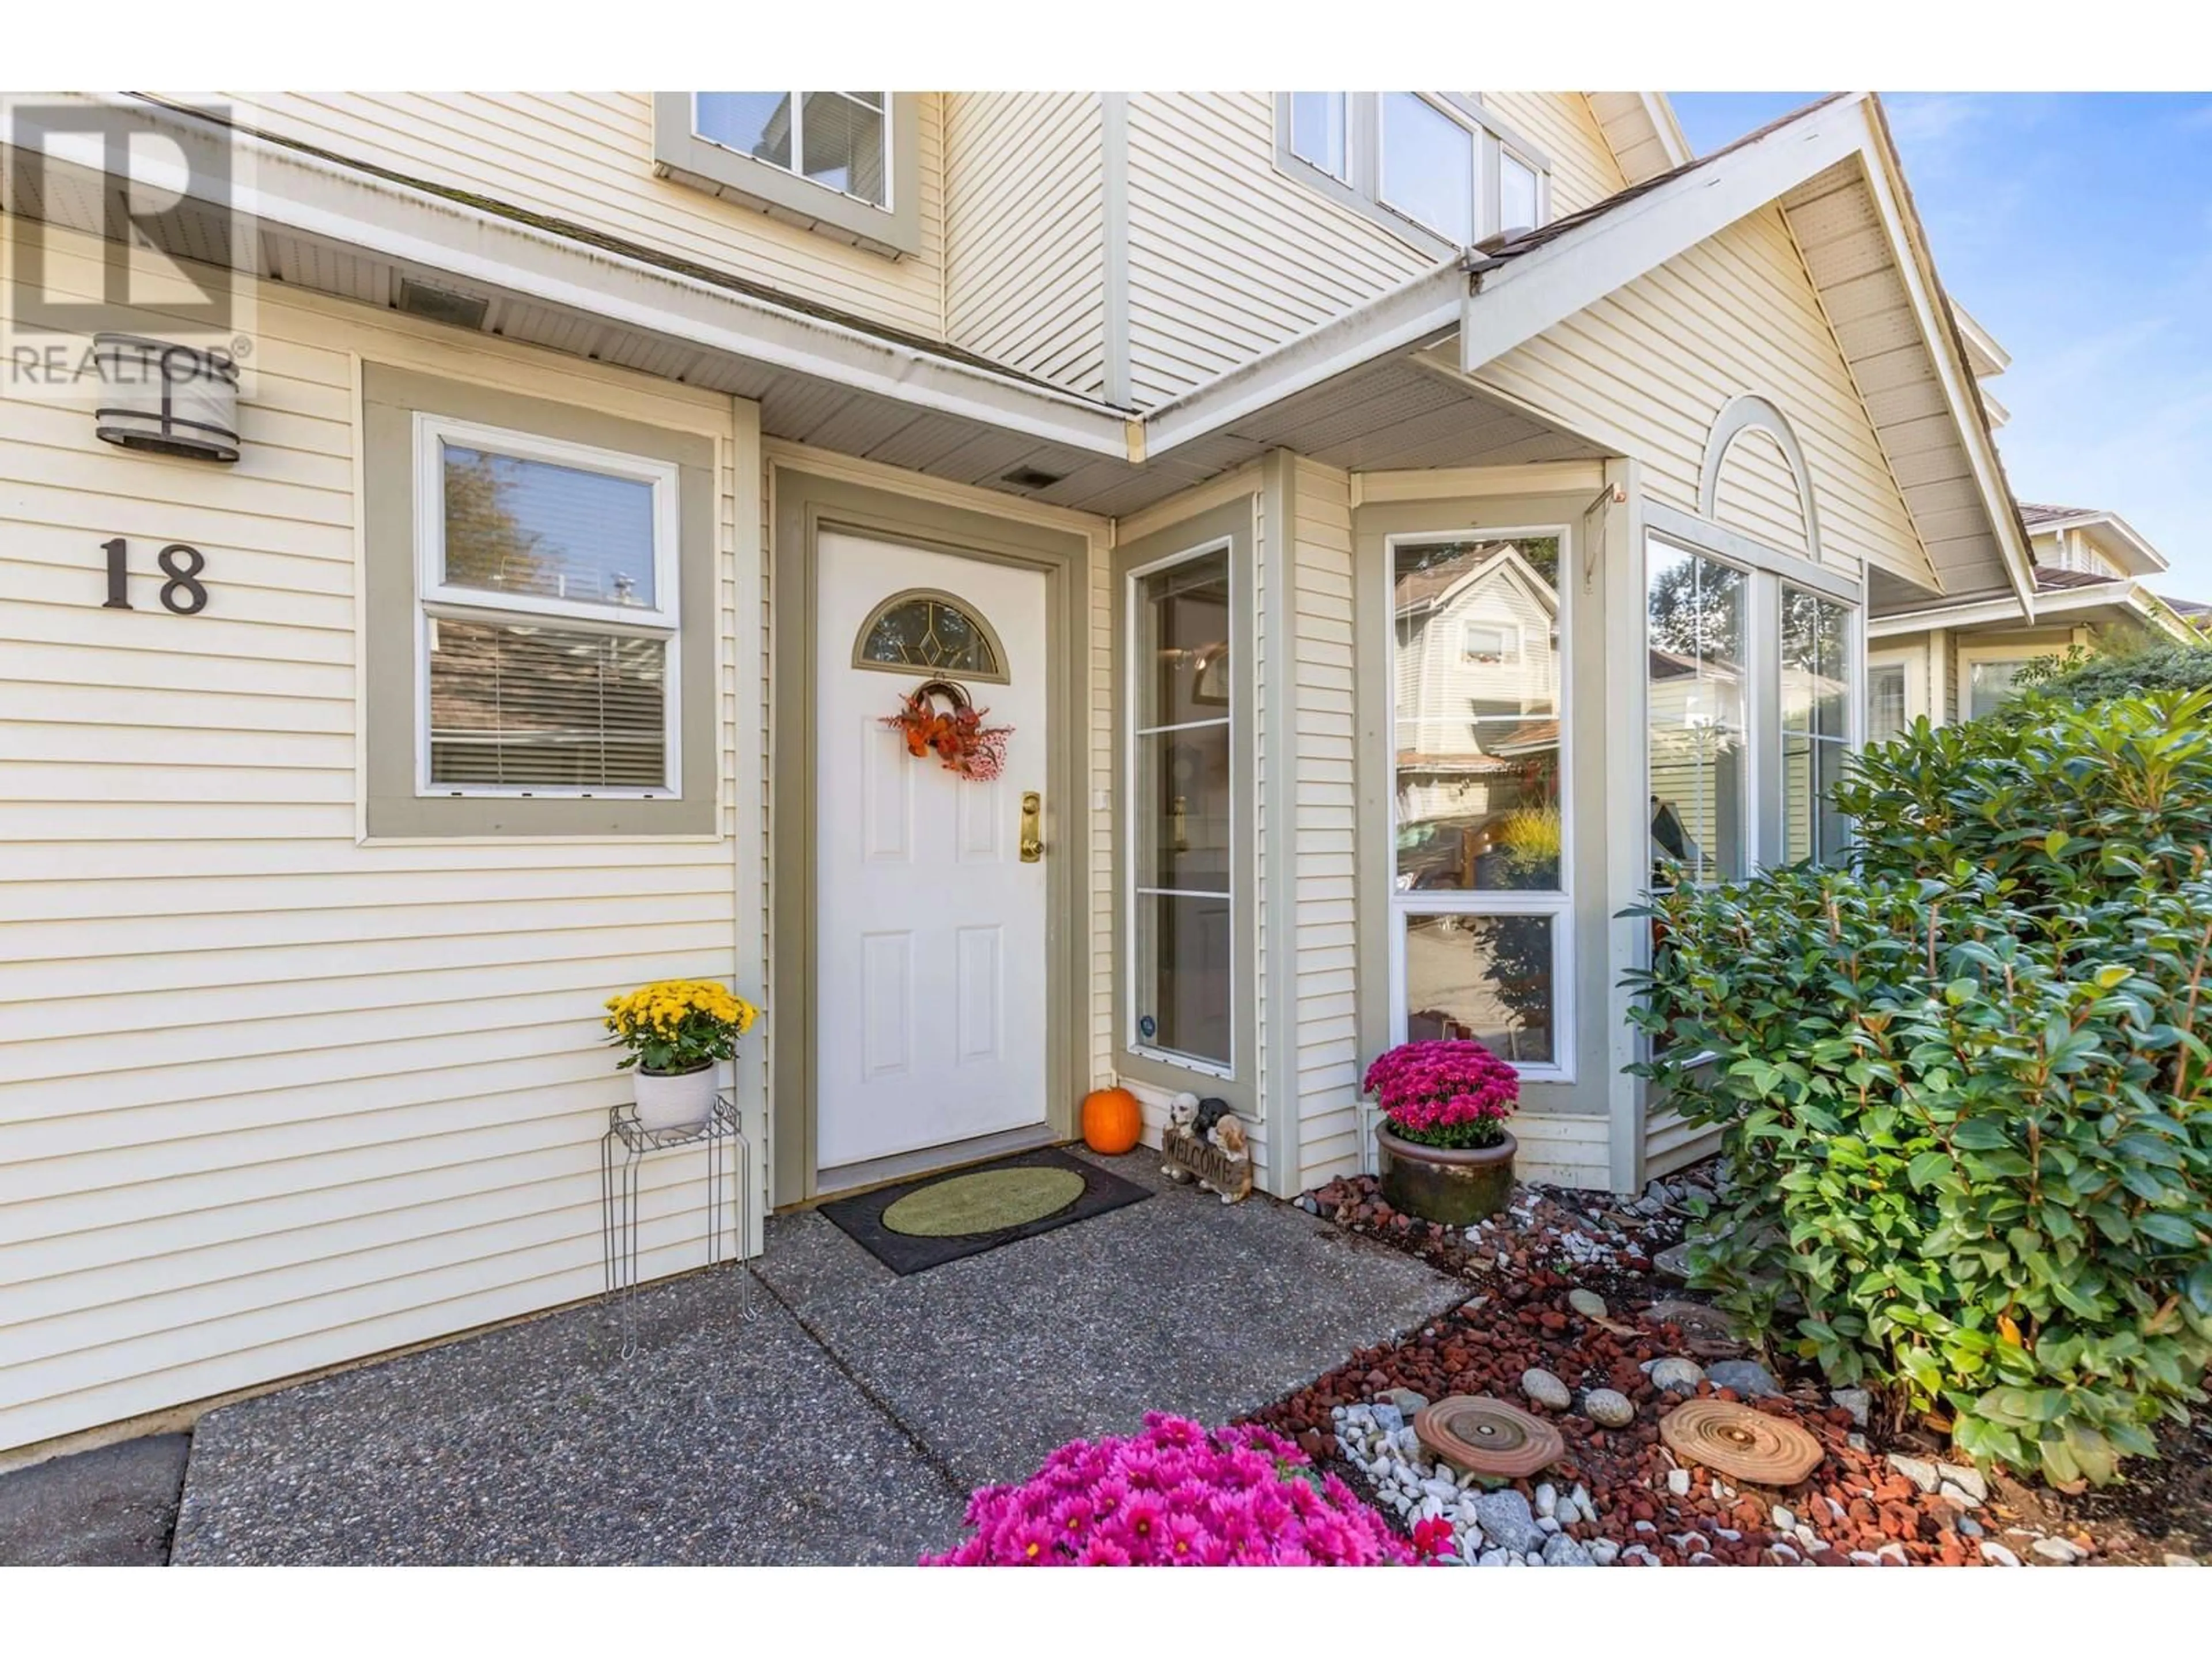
815, 532, 1051, 1174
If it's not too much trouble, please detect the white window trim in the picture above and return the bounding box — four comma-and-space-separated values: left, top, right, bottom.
1779, 582, 1860, 865
1384, 525, 1575, 1085
1287, 91, 1351, 184
1956, 643, 2043, 722
1377, 92, 1481, 246
1647, 530, 1760, 888
691, 92, 892, 214
1644, 525, 1866, 881
1495, 143, 1548, 236
411, 411, 684, 802
1124, 533, 1237, 1081
1272, 92, 1553, 258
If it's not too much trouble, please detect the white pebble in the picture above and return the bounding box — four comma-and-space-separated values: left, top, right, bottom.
1666, 1468, 1691, 1497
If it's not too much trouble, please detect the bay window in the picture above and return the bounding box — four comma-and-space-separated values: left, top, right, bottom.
1646, 534, 1861, 884
1388, 530, 1571, 1077
1781, 586, 1853, 865
1646, 543, 1748, 884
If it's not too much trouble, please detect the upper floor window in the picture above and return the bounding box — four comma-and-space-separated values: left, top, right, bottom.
1289, 92, 1350, 181
1380, 93, 1475, 244
694, 93, 888, 208
652, 92, 920, 259
1275, 92, 1551, 257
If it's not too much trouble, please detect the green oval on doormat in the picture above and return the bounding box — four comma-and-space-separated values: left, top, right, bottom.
881, 1166, 1088, 1237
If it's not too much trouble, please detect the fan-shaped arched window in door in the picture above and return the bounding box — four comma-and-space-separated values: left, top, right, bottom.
851, 587, 1009, 683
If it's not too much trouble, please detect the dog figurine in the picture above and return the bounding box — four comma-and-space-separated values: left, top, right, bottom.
1207, 1112, 1248, 1159
1161, 1092, 1202, 1181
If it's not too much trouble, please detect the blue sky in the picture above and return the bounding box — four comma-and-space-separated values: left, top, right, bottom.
1672, 93, 2212, 599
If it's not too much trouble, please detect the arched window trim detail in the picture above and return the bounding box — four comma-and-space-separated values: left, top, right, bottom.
1698, 393, 1824, 566
850, 585, 1010, 683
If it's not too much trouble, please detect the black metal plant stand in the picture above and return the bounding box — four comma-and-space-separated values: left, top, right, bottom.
600, 1090, 750, 1357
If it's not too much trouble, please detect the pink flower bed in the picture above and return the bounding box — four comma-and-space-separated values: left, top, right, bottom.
1363, 1039, 1519, 1149
923, 1414, 1418, 1566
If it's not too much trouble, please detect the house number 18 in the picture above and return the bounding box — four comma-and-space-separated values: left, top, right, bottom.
101, 538, 209, 615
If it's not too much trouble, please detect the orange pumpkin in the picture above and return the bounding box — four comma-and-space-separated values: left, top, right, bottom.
1081, 1086, 1143, 1155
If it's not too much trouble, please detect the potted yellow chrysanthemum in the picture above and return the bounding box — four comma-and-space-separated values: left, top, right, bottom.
604, 979, 761, 1131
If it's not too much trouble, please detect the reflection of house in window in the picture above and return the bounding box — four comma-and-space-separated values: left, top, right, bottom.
1392, 537, 1562, 892
1646, 643, 1745, 884
1460, 619, 1522, 664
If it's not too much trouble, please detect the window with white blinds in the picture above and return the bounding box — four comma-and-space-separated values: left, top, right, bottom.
413, 415, 681, 798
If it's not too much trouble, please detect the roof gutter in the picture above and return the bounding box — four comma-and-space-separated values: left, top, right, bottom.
55, 94, 1132, 459
1139, 256, 1467, 456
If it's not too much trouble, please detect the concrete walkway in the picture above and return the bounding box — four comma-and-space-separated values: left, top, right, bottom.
153, 1151, 1459, 1565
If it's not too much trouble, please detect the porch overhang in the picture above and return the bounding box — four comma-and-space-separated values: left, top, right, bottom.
10, 92, 2041, 577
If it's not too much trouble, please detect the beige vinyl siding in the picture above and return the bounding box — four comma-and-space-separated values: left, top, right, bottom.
1476, 204, 1923, 583
1121, 94, 1639, 409
1642, 1103, 1719, 1181
1711, 425, 1813, 560
1516, 1112, 1613, 1188
1284, 462, 1363, 1188
944, 94, 1107, 399
1480, 93, 1630, 218
206, 92, 949, 343
0, 221, 762, 1454
1123, 93, 1432, 408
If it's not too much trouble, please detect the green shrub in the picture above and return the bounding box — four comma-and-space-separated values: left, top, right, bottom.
2011, 635, 2212, 710
1630, 690, 2212, 1487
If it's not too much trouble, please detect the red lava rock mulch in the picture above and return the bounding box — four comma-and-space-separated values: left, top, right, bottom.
1245, 1274, 2042, 1566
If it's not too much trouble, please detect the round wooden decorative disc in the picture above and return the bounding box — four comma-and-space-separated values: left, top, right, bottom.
1659, 1399, 1825, 1486
1414, 1395, 1566, 1479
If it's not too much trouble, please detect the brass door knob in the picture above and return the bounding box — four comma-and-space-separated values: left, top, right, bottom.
1020, 791, 1043, 862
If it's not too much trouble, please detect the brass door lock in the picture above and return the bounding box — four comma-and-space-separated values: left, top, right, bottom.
1020, 791, 1043, 862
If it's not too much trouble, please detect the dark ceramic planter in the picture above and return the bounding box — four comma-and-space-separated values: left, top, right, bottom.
1376, 1123, 1517, 1225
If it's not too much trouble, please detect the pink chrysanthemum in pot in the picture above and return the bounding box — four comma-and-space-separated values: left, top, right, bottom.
1362, 1038, 1520, 1150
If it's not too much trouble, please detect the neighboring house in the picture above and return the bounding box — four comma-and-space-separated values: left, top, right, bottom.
1869, 494, 2200, 733
0, 89, 2041, 1454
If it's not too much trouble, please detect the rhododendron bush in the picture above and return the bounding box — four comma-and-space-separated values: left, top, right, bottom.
1363, 1039, 1520, 1150
923, 1414, 1416, 1566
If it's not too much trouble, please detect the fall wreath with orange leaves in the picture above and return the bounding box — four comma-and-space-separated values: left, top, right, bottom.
884, 679, 1012, 782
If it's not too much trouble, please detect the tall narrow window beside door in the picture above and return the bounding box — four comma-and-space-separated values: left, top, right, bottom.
1129, 544, 1234, 1072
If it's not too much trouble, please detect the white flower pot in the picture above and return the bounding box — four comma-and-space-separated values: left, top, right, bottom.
632, 1062, 716, 1132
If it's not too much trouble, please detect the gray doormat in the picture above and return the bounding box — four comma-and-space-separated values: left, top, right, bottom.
818, 1146, 1150, 1275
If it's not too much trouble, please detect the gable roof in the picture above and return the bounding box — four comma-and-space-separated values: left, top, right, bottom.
1445, 92, 2038, 613
2016, 503, 2168, 576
